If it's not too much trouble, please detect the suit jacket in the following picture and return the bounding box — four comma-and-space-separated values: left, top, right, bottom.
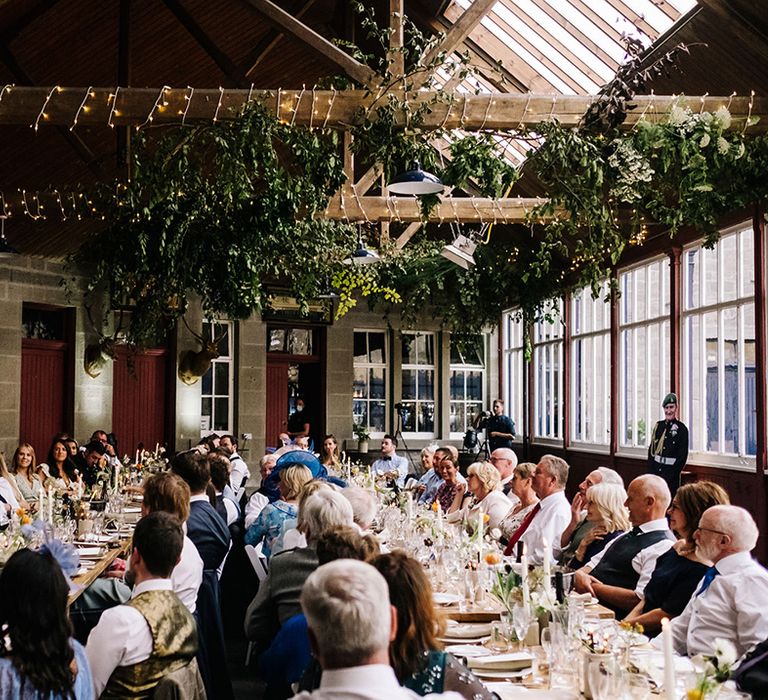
187, 500, 231, 571
244, 545, 319, 655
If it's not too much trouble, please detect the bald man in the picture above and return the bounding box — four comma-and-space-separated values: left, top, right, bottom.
490, 448, 518, 496
668, 505, 768, 658
574, 474, 675, 616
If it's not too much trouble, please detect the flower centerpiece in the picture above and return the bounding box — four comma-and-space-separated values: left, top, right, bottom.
686, 639, 738, 700
490, 566, 524, 614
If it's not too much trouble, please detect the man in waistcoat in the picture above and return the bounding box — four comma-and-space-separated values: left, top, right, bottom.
574, 474, 675, 617
86, 512, 198, 698
647, 393, 689, 497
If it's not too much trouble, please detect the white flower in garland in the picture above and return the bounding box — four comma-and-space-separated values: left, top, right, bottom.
713, 106, 732, 129
717, 136, 730, 154
713, 638, 738, 667
699, 133, 711, 148
668, 104, 691, 126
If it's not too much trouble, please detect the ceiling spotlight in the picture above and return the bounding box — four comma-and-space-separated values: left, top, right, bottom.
387, 160, 444, 196
0, 216, 19, 258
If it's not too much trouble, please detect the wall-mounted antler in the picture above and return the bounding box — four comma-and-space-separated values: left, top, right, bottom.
83, 305, 125, 378
178, 317, 226, 386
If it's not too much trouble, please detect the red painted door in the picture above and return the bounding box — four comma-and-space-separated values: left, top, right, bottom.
112, 347, 168, 457
20, 339, 67, 457
266, 360, 290, 449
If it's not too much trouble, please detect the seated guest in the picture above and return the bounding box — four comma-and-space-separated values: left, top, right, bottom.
319, 434, 342, 475
219, 434, 250, 501
65, 437, 80, 459
372, 551, 494, 699
503, 455, 572, 565
625, 481, 729, 635
489, 448, 518, 496
0, 455, 23, 525
499, 462, 539, 539
434, 453, 464, 513
244, 489, 354, 657
565, 482, 629, 569
292, 559, 462, 700
574, 474, 675, 616
0, 548, 94, 699
371, 434, 409, 488
245, 464, 313, 558
259, 525, 381, 697
417, 448, 465, 507
74, 440, 107, 488
666, 505, 768, 658
9, 443, 40, 503
559, 467, 624, 564
418, 445, 437, 477
209, 452, 239, 527
86, 512, 198, 697
245, 454, 277, 529
295, 436, 311, 451
446, 461, 514, 531
273, 481, 336, 555
39, 437, 81, 490
341, 485, 378, 533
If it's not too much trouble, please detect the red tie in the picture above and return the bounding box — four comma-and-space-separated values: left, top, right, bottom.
503, 502, 541, 556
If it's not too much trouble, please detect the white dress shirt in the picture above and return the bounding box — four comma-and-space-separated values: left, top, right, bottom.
446, 489, 516, 531
669, 551, 768, 658
229, 452, 250, 499
520, 490, 572, 565
586, 518, 674, 596
291, 663, 463, 700
245, 491, 269, 529
0, 477, 19, 525
371, 453, 410, 487
86, 578, 174, 697
174, 535, 204, 613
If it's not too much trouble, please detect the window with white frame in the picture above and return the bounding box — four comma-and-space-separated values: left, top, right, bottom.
533, 302, 564, 440
683, 224, 756, 457
502, 310, 525, 437
201, 320, 234, 436
571, 283, 611, 446
619, 258, 670, 449
400, 332, 436, 435
352, 331, 387, 435
449, 335, 485, 436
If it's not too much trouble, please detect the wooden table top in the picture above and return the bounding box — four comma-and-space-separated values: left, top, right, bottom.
69, 539, 131, 604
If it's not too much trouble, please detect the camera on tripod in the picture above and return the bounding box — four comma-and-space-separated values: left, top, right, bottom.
394, 402, 408, 415
476, 409, 492, 429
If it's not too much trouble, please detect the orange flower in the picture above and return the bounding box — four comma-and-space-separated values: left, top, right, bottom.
483, 513, 490, 523
484, 551, 501, 565
431, 501, 438, 512
15, 507, 26, 518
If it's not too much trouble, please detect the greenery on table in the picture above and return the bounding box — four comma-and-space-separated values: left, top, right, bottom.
65, 2, 768, 349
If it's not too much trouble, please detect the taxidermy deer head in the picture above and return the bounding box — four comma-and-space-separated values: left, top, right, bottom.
178, 318, 226, 386
83, 305, 122, 379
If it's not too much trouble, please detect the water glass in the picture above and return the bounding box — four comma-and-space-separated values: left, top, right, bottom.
587, 655, 625, 700
512, 602, 533, 649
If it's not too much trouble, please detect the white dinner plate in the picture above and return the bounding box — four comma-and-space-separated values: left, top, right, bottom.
444, 621, 493, 638
471, 668, 531, 680
444, 644, 492, 658
432, 592, 462, 605
439, 635, 490, 644
75, 546, 105, 557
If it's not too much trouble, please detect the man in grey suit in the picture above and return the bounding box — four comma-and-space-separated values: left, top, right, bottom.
244, 488, 355, 655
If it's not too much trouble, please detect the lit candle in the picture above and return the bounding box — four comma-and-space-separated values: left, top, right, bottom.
661, 617, 676, 700
521, 543, 530, 605
135, 449, 140, 465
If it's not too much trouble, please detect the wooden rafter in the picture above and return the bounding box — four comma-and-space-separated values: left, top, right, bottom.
387, 0, 405, 80
162, 0, 248, 87
243, 0, 378, 86
0, 0, 61, 44
0, 88, 763, 133
242, 0, 317, 77
395, 222, 423, 249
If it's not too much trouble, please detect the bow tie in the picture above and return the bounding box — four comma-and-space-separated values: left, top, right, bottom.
381, 456, 392, 461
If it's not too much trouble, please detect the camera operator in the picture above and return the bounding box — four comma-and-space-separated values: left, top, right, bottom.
477, 398, 515, 452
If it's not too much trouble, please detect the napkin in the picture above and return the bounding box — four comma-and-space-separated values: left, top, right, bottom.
444, 621, 492, 639
468, 652, 533, 671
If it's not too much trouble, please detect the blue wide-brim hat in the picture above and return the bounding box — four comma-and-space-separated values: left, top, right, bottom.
263, 449, 328, 501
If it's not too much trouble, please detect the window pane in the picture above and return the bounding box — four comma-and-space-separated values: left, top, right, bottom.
353, 332, 367, 363
369, 368, 385, 399
721, 235, 738, 302
201, 397, 212, 425
268, 329, 286, 352
370, 402, 386, 433
467, 370, 483, 400
213, 398, 228, 431
368, 333, 386, 363
741, 229, 755, 297
685, 249, 699, 310
450, 402, 464, 433
450, 370, 464, 400
418, 370, 434, 400
401, 335, 415, 364
744, 303, 757, 455
353, 400, 367, 426
419, 335, 435, 365
202, 368, 213, 395
418, 403, 435, 432
353, 367, 367, 398
214, 362, 229, 395
400, 402, 416, 431
401, 369, 416, 400
703, 246, 718, 307
705, 312, 719, 451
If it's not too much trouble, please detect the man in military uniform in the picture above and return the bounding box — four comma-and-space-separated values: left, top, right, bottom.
647, 393, 688, 497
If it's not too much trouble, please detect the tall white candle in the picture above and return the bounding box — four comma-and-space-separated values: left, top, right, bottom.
661, 617, 676, 700
47, 486, 53, 523
542, 537, 551, 579
521, 543, 530, 605
114, 462, 120, 492
436, 501, 444, 541
154, 442, 159, 456
135, 449, 140, 465
406, 491, 414, 521
476, 510, 484, 560
38, 487, 45, 519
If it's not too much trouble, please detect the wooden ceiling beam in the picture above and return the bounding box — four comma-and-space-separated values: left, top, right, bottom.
395, 222, 422, 249
321, 194, 554, 222
387, 0, 405, 80
242, 0, 378, 86
696, 0, 768, 47
0, 88, 765, 133
242, 0, 317, 77
0, 0, 61, 45
162, 0, 248, 87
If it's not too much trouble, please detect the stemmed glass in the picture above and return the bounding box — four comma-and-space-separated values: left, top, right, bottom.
587, 655, 625, 700
512, 601, 533, 650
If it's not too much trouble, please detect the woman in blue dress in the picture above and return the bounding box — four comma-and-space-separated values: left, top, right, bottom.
244, 464, 313, 558
624, 480, 730, 635
0, 548, 94, 699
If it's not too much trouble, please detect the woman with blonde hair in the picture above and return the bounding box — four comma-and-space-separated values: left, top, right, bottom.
499, 462, 539, 538
318, 434, 341, 474
0, 453, 27, 511
446, 461, 513, 531
566, 482, 629, 569
624, 480, 730, 634
245, 464, 313, 558
9, 443, 40, 503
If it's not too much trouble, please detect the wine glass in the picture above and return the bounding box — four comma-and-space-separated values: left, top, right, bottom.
512, 602, 533, 649
587, 656, 624, 700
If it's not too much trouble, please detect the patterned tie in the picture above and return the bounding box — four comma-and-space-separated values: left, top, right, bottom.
695, 566, 719, 596
626, 525, 643, 538
503, 502, 542, 556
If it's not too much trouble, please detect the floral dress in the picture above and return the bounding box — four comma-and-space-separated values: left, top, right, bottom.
435, 482, 461, 513
244, 500, 298, 558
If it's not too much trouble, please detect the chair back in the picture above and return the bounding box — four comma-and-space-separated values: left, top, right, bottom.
244, 543, 269, 582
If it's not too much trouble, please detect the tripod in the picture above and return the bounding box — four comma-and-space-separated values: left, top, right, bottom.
393, 408, 417, 473
477, 427, 492, 461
